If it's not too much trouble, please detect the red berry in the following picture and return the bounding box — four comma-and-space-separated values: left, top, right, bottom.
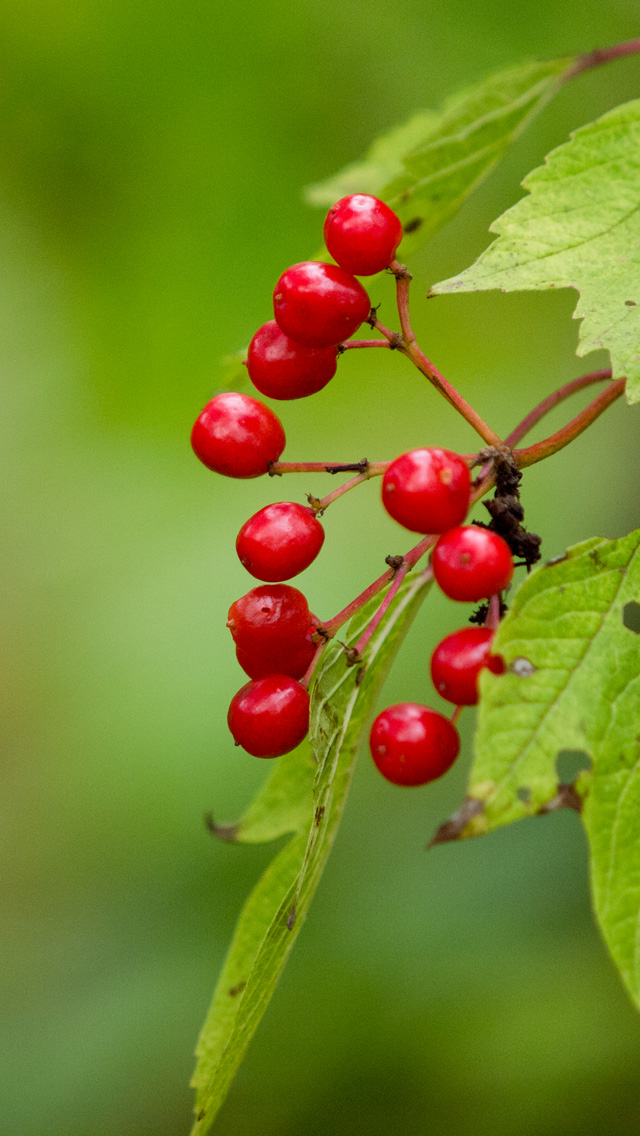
273, 261, 370, 349
236, 502, 325, 582
227, 584, 317, 680
324, 194, 403, 276
369, 703, 460, 786
430, 627, 505, 706
228, 675, 310, 757
382, 448, 471, 534
191, 392, 285, 478
432, 526, 514, 602
247, 320, 338, 400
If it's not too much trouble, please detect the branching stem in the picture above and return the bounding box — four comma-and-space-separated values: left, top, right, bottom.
513, 379, 625, 468
506, 369, 613, 447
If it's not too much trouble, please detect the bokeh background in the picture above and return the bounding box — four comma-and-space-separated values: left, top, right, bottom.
2, 2, 640, 1133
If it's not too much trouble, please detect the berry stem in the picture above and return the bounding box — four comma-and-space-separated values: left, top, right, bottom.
401, 339, 504, 447
484, 594, 501, 631
513, 379, 625, 469
390, 259, 415, 344
340, 338, 392, 350
299, 639, 328, 690
320, 534, 436, 638
506, 369, 613, 447
269, 459, 389, 476
352, 561, 414, 659
450, 706, 463, 726
312, 469, 380, 512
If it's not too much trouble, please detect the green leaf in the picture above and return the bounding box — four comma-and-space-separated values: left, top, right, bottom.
191, 568, 432, 1132
438, 529, 640, 1007
306, 59, 572, 258
207, 743, 317, 845
430, 100, 640, 404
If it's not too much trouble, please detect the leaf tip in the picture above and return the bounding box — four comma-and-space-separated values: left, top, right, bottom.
428, 797, 486, 846
204, 812, 240, 843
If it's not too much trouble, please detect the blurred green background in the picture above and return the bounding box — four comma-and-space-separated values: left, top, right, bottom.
2, 2, 640, 1133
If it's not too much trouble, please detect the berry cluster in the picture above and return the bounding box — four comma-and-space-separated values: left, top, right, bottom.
191, 194, 514, 780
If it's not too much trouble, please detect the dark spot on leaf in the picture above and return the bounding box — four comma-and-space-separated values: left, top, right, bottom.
517, 786, 531, 804
315, 805, 325, 826
403, 217, 422, 234
196, 1109, 206, 1121
228, 981, 246, 998
556, 749, 591, 782
622, 601, 640, 633
511, 657, 537, 677
625, 299, 637, 306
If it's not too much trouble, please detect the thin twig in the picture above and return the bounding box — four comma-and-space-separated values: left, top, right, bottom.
513, 379, 625, 468
506, 369, 613, 447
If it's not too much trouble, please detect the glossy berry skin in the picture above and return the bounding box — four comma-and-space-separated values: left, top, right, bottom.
369, 703, 460, 787
227, 584, 317, 680
228, 675, 310, 757
432, 526, 514, 602
430, 627, 505, 706
273, 261, 370, 349
382, 448, 471, 534
236, 502, 325, 582
247, 320, 338, 400
324, 194, 404, 276
191, 392, 285, 478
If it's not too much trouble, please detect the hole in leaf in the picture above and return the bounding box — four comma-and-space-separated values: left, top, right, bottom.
517, 786, 531, 804
622, 601, 640, 633
556, 749, 591, 783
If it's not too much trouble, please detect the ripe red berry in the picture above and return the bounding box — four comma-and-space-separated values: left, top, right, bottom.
273, 261, 370, 349
382, 448, 471, 534
430, 627, 505, 706
228, 675, 310, 757
236, 502, 325, 582
369, 703, 460, 786
247, 320, 338, 400
191, 392, 285, 478
227, 584, 317, 680
432, 526, 514, 602
323, 194, 403, 276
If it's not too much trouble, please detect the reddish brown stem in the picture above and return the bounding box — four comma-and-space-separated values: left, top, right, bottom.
506, 369, 613, 447
484, 594, 501, 631
312, 466, 386, 513
321, 534, 435, 638
567, 37, 640, 78
513, 379, 625, 469
269, 460, 388, 476
352, 561, 414, 658
402, 339, 503, 447
341, 339, 391, 350
390, 260, 415, 343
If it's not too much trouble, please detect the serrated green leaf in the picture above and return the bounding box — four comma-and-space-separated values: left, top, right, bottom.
191, 568, 432, 1132
430, 100, 640, 404
446, 529, 640, 1007
306, 59, 572, 259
